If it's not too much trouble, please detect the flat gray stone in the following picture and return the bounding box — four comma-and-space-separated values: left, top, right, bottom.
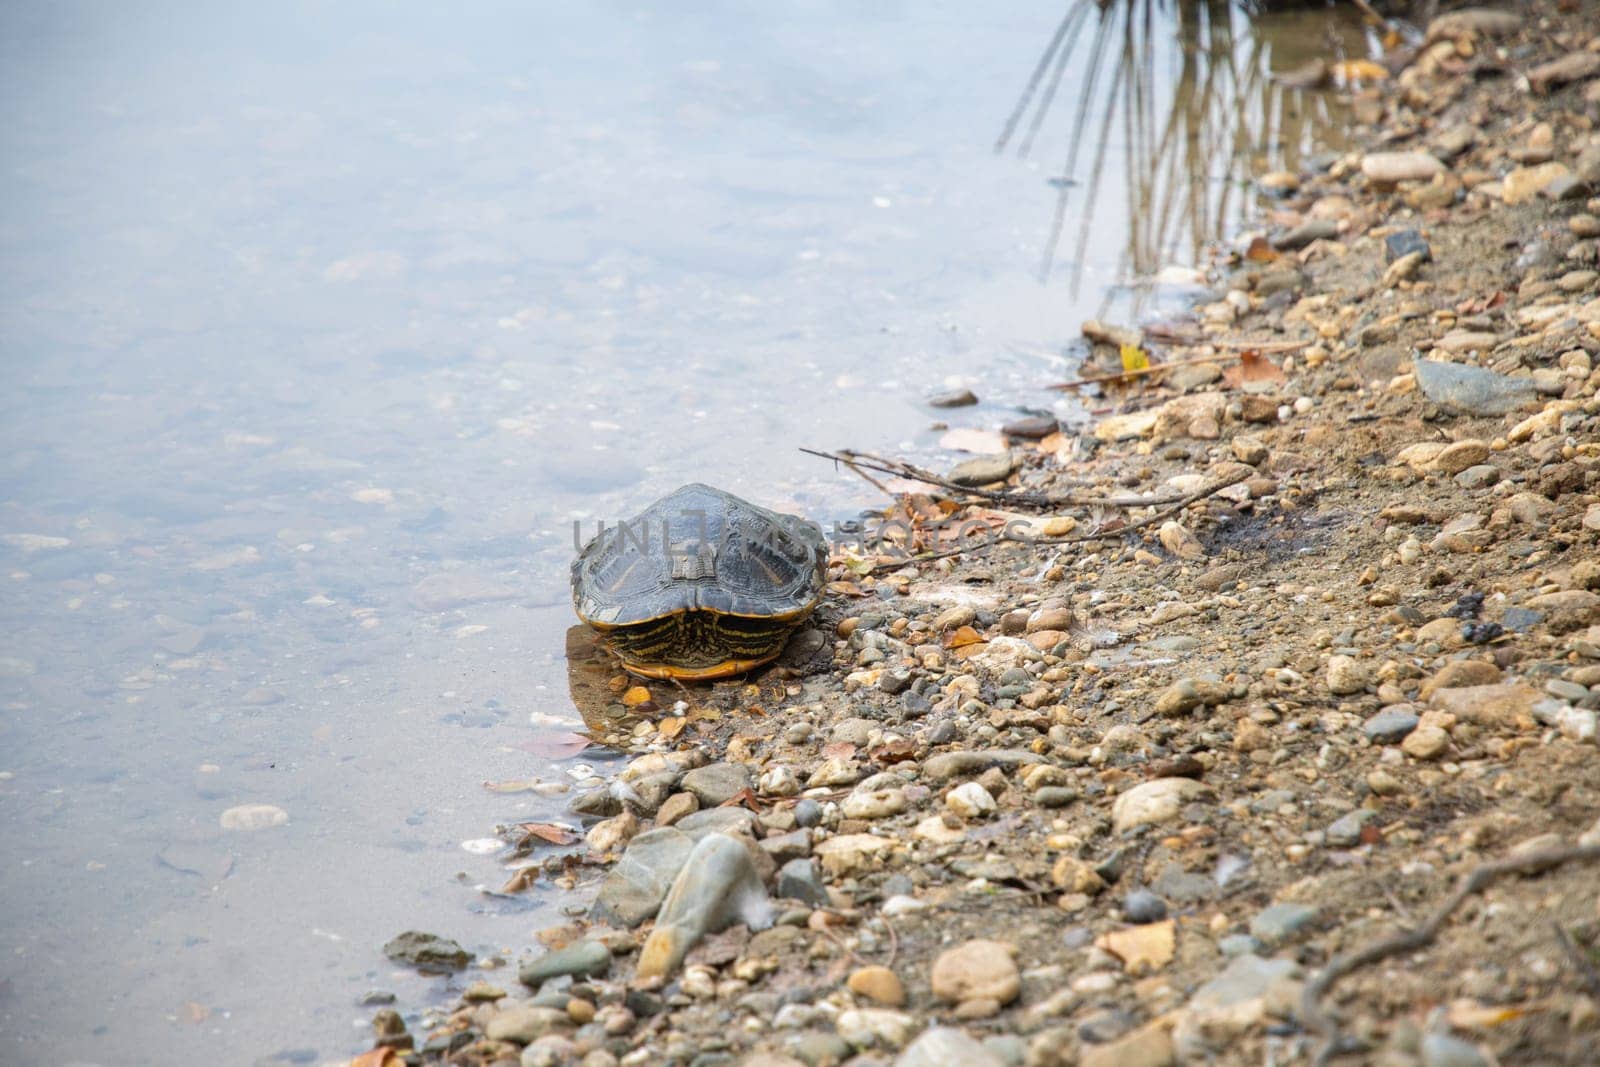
922, 749, 1043, 781
680, 762, 752, 807
518, 940, 611, 985
777, 858, 830, 906
1187, 953, 1300, 1012
591, 827, 695, 927
1364, 708, 1420, 743
675, 807, 758, 840
1250, 902, 1320, 945
948, 452, 1017, 487
1414, 359, 1536, 416
1326, 809, 1378, 847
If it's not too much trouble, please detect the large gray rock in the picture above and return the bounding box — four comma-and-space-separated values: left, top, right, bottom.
636, 833, 774, 979
591, 827, 695, 927
681, 762, 752, 806
1414, 359, 1536, 416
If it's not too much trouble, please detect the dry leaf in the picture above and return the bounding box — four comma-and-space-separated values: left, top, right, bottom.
483, 778, 543, 794
822, 741, 857, 760
942, 625, 986, 649
515, 822, 579, 846
621, 686, 652, 707
828, 577, 871, 594
871, 740, 918, 764
179, 1001, 210, 1024
1096, 919, 1176, 975
1119, 343, 1150, 374
351, 1050, 400, 1067
718, 787, 762, 812
1245, 236, 1280, 263
515, 731, 592, 760
501, 866, 539, 893
657, 716, 687, 739
1329, 59, 1389, 84
1222, 349, 1288, 388
1447, 1000, 1530, 1029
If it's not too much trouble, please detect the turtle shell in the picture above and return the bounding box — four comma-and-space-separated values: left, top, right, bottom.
571, 484, 827, 678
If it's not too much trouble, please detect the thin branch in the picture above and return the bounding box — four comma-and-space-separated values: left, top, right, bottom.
1300, 844, 1600, 1066
801, 447, 1214, 510
844, 466, 1252, 575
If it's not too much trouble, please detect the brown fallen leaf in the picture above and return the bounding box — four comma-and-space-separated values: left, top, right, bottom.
514, 822, 579, 846
657, 716, 687, 739
351, 1048, 400, 1067
501, 866, 540, 893
483, 778, 543, 794
1245, 236, 1280, 263
1097, 919, 1177, 975
179, 1001, 210, 1024
1221, 349, 1288, 388
515, 731, 593, 760
942, 625, 987, 650
718, 787, 763, 813
1329, 59, 1388, 85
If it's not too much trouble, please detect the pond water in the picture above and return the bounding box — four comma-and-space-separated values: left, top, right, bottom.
0, 1, 1357, 1062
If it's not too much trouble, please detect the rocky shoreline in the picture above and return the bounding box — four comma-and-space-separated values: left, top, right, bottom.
350, 5, 1600, 1066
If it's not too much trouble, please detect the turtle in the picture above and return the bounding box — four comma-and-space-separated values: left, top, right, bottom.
571, 484, 828, 680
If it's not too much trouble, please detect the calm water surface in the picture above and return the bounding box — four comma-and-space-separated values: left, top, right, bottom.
0, 2, 1355, 1062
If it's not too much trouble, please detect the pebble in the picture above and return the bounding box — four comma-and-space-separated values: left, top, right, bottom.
1249, 902, 1320, 945
945, 782, 997, 818
1402, 724, 1450, 761
842, 787, 908, 820
1326, 654, 1370, 695
848, 965, 906, 1007
930, 940, 1021, 1006
776, 858, 830, 906
1122, 889, 1169, 923
948, 453, 1017, 487
927, 389, 979, 408
680, 762, 752, 806
1362, 151, 1446, 184
519, 940, 611, 985
1154, 677, 1230, 715
485, 1005, 568, 1044
1501, 162, 1573, 205
382, 930, 472, 971
1111, 777, 1212, 833
895, 1027, 1006, 1067
1326, 809, 1378, 847
1364, 707, 1420, 743
836, 1008, 917, 1051
210, 798, 287, 834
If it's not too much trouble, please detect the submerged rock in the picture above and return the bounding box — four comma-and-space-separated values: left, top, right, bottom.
518, 940, 611, 985
636, 832, 774, 979
383, 931, 472, 972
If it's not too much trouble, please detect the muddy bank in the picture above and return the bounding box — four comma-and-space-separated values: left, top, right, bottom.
353, 5, 1600, 1067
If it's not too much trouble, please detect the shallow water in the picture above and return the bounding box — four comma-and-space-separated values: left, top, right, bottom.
0, 2, 1357, 1062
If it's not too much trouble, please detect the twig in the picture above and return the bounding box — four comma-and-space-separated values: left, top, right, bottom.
1048, 351, 1241, 390
1300, 844, 1600, 1066
1347, 0, 1384, 24
883, 915, 900, 969
851, 466, 1252, 575
1552, 921, 1600, 998
801, 447, 1208, 510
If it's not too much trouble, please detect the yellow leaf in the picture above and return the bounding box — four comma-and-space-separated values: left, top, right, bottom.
1330, 59, 1389, 84
622, 685, 652, 707
657, 716, 686, 739
1119, 343, 1150, 373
